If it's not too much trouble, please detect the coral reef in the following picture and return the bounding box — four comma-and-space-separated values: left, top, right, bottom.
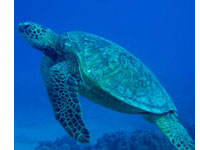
129, 130, 174, 150
94, 130, 175, 150
95, 131, 130, 150
35, 121, 194, 150
35, 135, 80, 150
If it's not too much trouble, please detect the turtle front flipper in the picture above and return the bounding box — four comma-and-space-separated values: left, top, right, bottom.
143, 113, 194, 150
41, 60, 90, 144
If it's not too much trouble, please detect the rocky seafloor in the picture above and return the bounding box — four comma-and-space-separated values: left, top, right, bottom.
35, 121, 194, 150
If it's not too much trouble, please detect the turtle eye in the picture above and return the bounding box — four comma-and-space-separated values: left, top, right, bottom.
24, 25, 30, 29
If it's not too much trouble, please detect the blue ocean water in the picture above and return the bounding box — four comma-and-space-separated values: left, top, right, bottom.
14, 0, 194, 150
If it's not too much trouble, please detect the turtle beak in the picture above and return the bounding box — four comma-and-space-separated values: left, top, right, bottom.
18, 22, 32, 34
18, 23, 25, 33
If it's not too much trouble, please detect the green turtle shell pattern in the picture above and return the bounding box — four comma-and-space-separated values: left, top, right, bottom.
65, 31, 176, 114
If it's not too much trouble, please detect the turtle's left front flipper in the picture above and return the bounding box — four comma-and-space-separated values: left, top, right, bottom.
41, 59, 90, 144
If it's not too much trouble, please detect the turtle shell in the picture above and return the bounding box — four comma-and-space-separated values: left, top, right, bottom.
66, 31, 176, 114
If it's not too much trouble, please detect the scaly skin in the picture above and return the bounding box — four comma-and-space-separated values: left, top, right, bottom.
41, 56, 90, 143
144, 113, 194, 150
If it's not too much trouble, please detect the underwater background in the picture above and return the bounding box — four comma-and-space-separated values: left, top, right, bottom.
15, 0, 195, 150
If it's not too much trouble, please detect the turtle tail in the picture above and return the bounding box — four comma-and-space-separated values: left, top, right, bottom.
143, 112, 194, 150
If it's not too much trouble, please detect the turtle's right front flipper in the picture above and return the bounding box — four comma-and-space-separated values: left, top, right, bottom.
42, 61, 90, 143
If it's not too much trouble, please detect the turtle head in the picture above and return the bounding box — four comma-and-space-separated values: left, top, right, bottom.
18, 22, 60, 59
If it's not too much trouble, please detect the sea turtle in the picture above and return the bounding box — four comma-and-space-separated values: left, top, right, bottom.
18, 22, 194, 150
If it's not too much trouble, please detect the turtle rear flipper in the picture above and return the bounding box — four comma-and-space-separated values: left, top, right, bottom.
144, 113, 194, 150
41, 59, 90, 143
